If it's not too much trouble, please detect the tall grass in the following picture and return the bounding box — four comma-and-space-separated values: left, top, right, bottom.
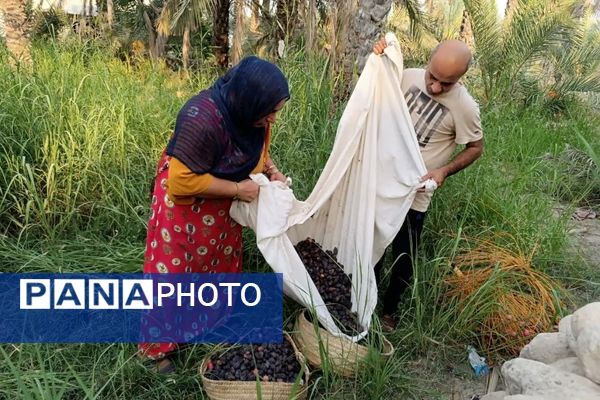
0, 40, 598, 399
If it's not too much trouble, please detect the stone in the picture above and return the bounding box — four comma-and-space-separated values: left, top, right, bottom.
480, 391, 506, 400
576, 327, 600, 385
503, 396, 556, 400
550, 357, 585, 376
519, 332, 575, 364
502, 358, 600, 399
559, 315, 578, 353
571, 302, 600, 340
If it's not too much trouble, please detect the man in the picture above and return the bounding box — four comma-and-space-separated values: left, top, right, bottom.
372, 38, 484, 331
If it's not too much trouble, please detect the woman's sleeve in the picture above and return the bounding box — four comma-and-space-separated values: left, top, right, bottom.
167, 157, 215, 200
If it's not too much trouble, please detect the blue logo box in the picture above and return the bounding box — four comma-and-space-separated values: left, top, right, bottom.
1, 273, 283, 344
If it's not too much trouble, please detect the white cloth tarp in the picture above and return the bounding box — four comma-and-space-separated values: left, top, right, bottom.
230, 33, 433, 341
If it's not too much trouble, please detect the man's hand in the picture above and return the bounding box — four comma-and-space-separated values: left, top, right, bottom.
417, 139, 484, 192
418, 168, 448, 192
372, 37, 388, 55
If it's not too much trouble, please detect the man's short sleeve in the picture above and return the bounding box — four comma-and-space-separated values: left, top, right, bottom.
454, 95, 483, 145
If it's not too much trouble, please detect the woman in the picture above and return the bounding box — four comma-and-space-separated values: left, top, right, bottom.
139, 56, 290, 373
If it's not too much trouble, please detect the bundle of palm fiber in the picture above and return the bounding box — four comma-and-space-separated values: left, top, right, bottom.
445, 235, 567, 359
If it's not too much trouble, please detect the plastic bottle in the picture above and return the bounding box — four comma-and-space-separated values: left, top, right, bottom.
467, 345, 490, 377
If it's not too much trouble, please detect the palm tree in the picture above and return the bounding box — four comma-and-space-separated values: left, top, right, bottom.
250, 0, 259, 31
505, 0, 517, 18
261, 0, 271, 30
107, 0, 114, 30
212, 0, 230, 68
0, 0, 32, 67
331, 0, 356, 92
305, 0, 317, 55
275, 0, 301, 43
231, 0, 245, 65
421, 0, 465, 42
344, 0, 424, 77
136, 0, 168, 59
348, 0, 394, 74
463, 0, 577, 102
335, 0, 422, 99
542, 16, 600, 106
459, 9, 474, 48
158, 0, 214, 69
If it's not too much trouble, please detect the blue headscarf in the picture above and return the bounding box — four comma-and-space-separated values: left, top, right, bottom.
167, 56, 290, 182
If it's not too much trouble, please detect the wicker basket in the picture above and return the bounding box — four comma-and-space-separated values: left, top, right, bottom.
293, 309, 394, 377
200, 333, 310, 400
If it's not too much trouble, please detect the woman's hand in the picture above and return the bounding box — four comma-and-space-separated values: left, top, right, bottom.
269, 170, 287, 183
264, 161, 287, 183
235, 179, 260, 202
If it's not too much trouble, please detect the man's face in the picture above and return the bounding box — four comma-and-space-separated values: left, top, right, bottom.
424, 63, 460, 96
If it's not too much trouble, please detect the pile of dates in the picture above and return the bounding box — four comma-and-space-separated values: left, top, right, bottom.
294, 238, 363, 335
206, 341, 301, 382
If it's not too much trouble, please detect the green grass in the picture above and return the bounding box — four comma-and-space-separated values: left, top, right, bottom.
0, 40, 599, 399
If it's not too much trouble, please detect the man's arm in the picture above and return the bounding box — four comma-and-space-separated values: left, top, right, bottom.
420, 138, 484, 188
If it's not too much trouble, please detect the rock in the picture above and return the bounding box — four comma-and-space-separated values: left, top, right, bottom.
503, 396, 556, 400
480, 391, 506, 400
519, 332, 575, 364
576, 327, 600, 385
550, 357, 585, 376
559, 315, 578, 353
571, 302, 600, 340
502, 358, 600, 399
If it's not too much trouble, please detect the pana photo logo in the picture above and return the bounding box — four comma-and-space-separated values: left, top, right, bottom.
1, 273, 282, 344
20, 278, 262, 310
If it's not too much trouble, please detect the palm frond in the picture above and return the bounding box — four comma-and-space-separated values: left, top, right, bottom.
556, 73, 600, 94
462, 0, 503, 98
541, 11, 600, 98
158, 0, 214, 36
397, 0, 426, 37
501, 0, 575, 82
423, 0, 464, 42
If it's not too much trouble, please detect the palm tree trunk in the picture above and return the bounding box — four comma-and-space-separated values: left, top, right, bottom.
251, 0, 259, 32
336, 0, 389, 100
155, 30, 168, 59
275, 0, 285, 42
305, 0, 317, 55
212, 0, 230, 68
79, 0, 87, 35
182, 24, 191, 69
107, 0, 113, 30
459, 9, 474, 49
346, 0, 392, 75
135, 0, 157, 57
0, 0, 32, 67
505, 0, 517, 19
143, 11, 157, 57
232, 0, 245, 65
261, 0, 271, 30
333, 0, 357, 99
427, 0, 434, 13
275, 0, 300, 42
